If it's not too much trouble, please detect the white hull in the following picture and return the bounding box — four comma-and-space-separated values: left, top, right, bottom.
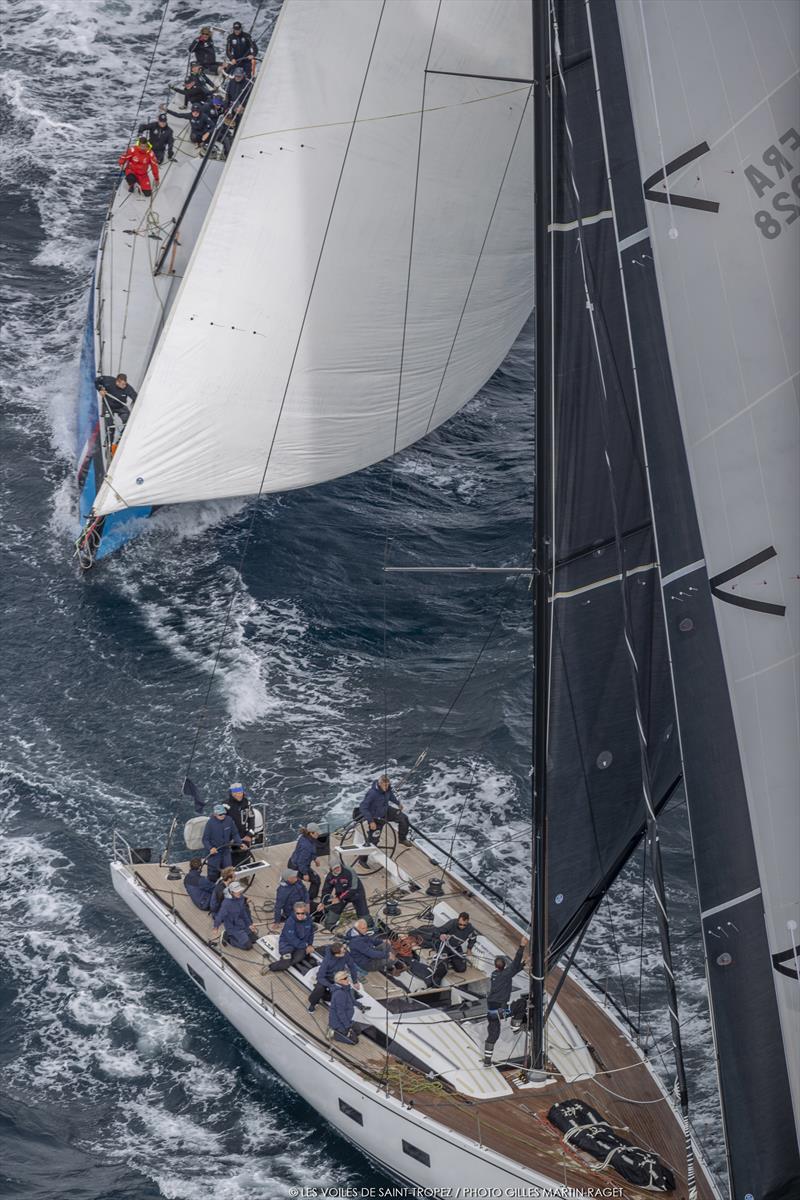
111, 861, 573, 1191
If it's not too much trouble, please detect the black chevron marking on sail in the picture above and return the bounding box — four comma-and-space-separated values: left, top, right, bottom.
643, 141, 720, 213
709, 545, 786, 616
772, 944, 800, 980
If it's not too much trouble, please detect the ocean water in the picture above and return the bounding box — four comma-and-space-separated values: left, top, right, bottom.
0, 2, 724, 1198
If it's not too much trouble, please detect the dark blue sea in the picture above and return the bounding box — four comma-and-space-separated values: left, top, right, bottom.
0, 2, 724, 1197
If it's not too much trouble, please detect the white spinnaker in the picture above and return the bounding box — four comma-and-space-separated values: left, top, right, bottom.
617, 0, 800, 1123
94, 0, 533, 516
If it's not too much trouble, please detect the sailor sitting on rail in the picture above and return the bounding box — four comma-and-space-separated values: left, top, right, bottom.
434, 911, 478, 976
315, 857, 369, 930
183, 857, 215, 911
307, 940, 359, 1012
344, 920, 395, 981
213, 881, 257, 950
287, 823, 323, 902
210, 866, 236, 916
269, 901, 315, 972
203, 804, 244, 883
327, 971, 368, 1046
271, 867, 309, 929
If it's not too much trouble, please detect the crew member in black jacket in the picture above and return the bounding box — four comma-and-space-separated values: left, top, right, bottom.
137, 113, 174, 163
190, 25, 218, 70
95, 373, 137, 439
483, 936, 528, 1065
225, 21, 257, 77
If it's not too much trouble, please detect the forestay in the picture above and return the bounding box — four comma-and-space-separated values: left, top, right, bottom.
94, 0, 534, 516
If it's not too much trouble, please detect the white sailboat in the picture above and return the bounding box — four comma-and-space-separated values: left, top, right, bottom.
107, 0, 798, 1196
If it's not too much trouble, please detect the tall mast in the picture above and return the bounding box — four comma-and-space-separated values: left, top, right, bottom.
529, 0, 552, 1073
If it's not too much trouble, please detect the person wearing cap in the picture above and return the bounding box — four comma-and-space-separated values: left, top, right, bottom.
172, 61, 214, 109
287, 823, 323, 903
272, 868, 309, 928
202, 805, 244, 883
226, 784, 254, 844
344, 919, 395, 981
360, 774, 410, 846
190, 25, 219, 71
210, 865, 237, 916
118, 139, 159, 196
137, 113, 174, 164
223, 65, 250, 115
202, 95, 224, 125
213, 881, 258, 950
307, 939, 359, 1011
327, 971, 367, 1045
225, 21, 257, 78
315, 857, 369, 931
166, 102, 215, 148
269, 901, 315, 971
483, 936, 528, 1066
183, 857, 215, 911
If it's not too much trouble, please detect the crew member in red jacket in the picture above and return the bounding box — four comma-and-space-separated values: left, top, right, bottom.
118, 139, 160, 196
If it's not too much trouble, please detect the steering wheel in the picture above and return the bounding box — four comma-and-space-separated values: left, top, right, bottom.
337, 817, 398, 875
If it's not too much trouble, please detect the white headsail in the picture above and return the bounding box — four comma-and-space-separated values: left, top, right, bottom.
94, 0, 533, 517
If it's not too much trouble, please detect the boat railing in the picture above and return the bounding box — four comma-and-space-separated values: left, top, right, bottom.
112, 827, 137, 864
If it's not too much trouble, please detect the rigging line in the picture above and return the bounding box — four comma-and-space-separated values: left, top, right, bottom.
423, 85, 533, 436
637, 832, 647, 1035
126, 0, 171, 149
174, 2, 388, 820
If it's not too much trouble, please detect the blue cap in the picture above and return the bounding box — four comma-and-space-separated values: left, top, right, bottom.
213, 803, 227, 815
229, 783, 243, 794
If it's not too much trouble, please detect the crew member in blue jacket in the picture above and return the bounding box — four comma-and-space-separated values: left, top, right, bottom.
271, 868, 309, 928
328, 971, 368, 1045
360, 775, 410, 844
307, 940, 359, 1011
203, 804, 244, 882
269, 901, 315, 972
183, 857, 214, 910
213, 881, 258, 949
315, 857, 369, 930
344, 919, 395, 980
288, 822, 323, 902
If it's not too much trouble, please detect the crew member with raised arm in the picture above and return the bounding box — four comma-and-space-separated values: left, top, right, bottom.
269, 901, 315, 972
202, 803, 243, 883
213, 881, 258, 949
288, 822, 323, 902
271, 868, 309, 929
172, 61, 214, 108
166, 102, 214, 148
483, 936, 529, 1066
190, 25, 218, 70
183, 858, 214, 910
225, 21, 257, 77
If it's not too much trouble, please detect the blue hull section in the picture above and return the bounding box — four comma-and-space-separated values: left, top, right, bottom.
77, 289, 151, 563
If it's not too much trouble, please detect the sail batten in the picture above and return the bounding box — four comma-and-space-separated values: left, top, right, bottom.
93, 0, 534, 518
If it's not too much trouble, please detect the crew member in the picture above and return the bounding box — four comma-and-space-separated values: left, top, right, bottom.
307, 940, 358, 1011
167, 102, 214, 147
288, 823, 323, 903
483, 936, 528, 1066
213, 880, 258, 949
226, 783, 255, 843
389, 932, 434, 985
225, 21, 257, 77
202, 803, 244, 883
137, 112, 174, 163
118, 139, 159, 195
173, 61, 214, 108
94, 372, 137, 441
190, 25, 218, 70
344, 919, 394, 980
272, 868, 309, 928
315, 857, 369, 930
435, 911, 477, 975
269, 901, 315, 972
224, 65, 250, 114
360, 775, 410, 845
183, 857, 214, 910
327, 971, 368, 1045
210, 865, 237, 916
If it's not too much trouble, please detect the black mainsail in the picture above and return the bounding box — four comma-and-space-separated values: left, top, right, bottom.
532, 0, 800, 1197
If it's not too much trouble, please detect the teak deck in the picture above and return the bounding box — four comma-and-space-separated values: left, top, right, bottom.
131, 834, 717, 1200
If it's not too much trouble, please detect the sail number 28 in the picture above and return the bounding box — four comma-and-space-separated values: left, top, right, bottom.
745, 127, 800, 240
